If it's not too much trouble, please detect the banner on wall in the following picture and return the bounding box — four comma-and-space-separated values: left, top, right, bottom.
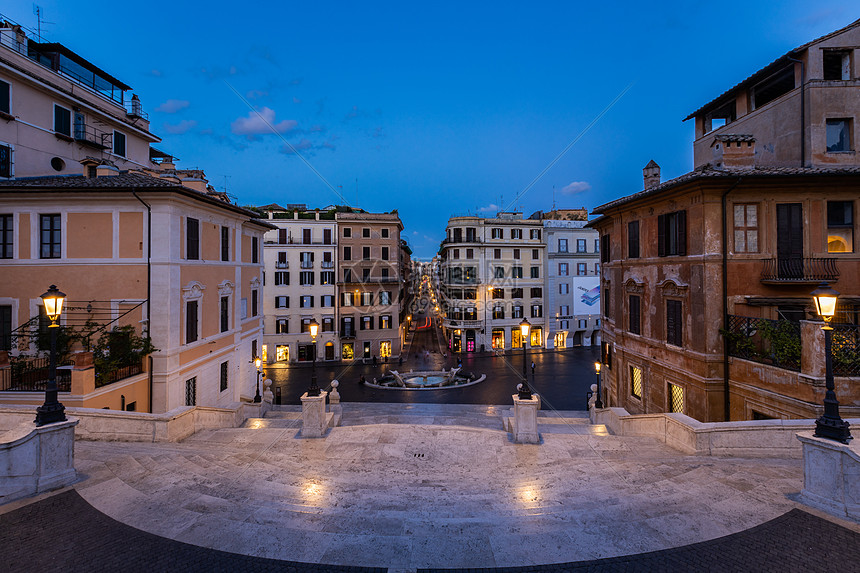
573, 277, 600, 315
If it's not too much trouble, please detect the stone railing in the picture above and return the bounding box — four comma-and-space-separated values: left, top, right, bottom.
590, 405, 860, 458
0, 418, 78, 502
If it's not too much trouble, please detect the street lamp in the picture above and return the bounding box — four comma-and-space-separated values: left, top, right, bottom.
36, 285, 67, 426
518, 318, 533, 399
594, 361, 604, 409
811, 283, 852, 443
253, 357, 262, 403
306, 318, 321, 397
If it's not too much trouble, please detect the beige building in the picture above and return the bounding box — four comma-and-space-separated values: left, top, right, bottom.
336, 211, 404, 361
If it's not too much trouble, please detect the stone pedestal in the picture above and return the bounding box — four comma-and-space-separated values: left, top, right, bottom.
300, 391, 329, 438
797, 431, 860, 521
513, 394, 540, 444
0, 418, 78, 502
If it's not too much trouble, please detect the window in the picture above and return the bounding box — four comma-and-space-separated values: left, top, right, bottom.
491, 228, 503, 239
531, 305, 543, 318
220, 296, 229, 332
668, 383, 684, 413
379, 291, 392, 305
363, 246, 370, 260
362, 228, 370, 238
54, 104, 71, 136
494, 248, 501, 259
381, 228, 389, 238
558, 238, 568, 252
300, 295, 314, 308
361, 315, 374, 330
276, 345, 289, 361
343, 227, 352, 238
492, 288, 504, 299
113, 131, 126, 157
751, 65, 794, 110
278, 228, 287, 244
493, 306, 505, 319
560, 320, 569, 331
594, 263, 599, 275
578, 319, 586, 329
511, 229, 522, 239
601, 234, 610, 263
559, 283, 569, 295
559, 263, 569, 276
666, 299, 683, 347
826, 119, 851, 152
381, 267, 389, 279
362, 268, 370, 281
342, 316, 355, 335
322, 317, 334, 331
453, 249, 460, 260
513, 248, 520, 259
0, 305, 10, 351
342, 342, 354, 359
511, 288, 523, 298
300, 271, 314, 285
571, 262, 585, 276
0, 143, 11, 178
657, 211, 686, 257
530, 229, 541, 240
382, 246, 389, 260
185, 218, 199, 260
302, 228, 311, 244
0, 214, 12, 258
186, 300, 198, 343
220, 361, 229, 392
361, 292, 373, 306
343, 246, 351, 261
823, 51, 850, 80
532, 249, 539, 260
466, 227, 476, 241
276, 318, 288, 334
251, 290, 258, 316
0, 79, 9, 114
275, 296, 289, 308
380, 315, 392, 329
630, 366, 642, 399
220, 226, 230, 261
321, 271, 335, 284
321, 295, 334, 307
342, 292, 354, 306
324, 228, 332, 244
530, 266, 539, 279
827, 201, 854, 253
594, 239, 600, 253
575, 239, 586, 253
343, 268, 353, 282
40, 214, 61, 259
512, 267, 523, 279
275, 272, 289, 286
512, 305, 523, 319
628, 221, 640, 258
185, 377, 197, 406
252, 236, 259, 263
300, 251, 314, 268
494, 266, 505, 279
301, 318, 314, 333
466, 248, 473, 258
530, 287, 542, 298
559, 305, 569, 315
629, 295, 641, 335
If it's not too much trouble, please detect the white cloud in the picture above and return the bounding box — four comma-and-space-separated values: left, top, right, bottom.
162, 120, 197, 134
560, 181, 591, 195
478, 203, 500, 213
155, 99, 190, 114
231, 107, 297, 138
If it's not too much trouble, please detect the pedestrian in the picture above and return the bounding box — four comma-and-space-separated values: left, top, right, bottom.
531, 361, 535, 376
398, 355, 403, 366
359, 375, 366, 385
457, 357, 462, 368
373, 355, 378, 367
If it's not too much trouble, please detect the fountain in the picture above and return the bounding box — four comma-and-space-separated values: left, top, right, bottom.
368, 367, 486, 390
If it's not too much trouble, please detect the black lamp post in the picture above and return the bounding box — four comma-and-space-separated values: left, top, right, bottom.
253, 357, 262, 403
35, 285, 67, 426
518, 318, 533, 400
306, 318, 321, 397
594, 361, 604, 409
811, 283, 852, 443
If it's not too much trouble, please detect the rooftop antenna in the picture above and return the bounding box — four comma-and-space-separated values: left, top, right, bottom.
552, 185, 556, 211
220, 174, 231, 194
32, 4, 52, 41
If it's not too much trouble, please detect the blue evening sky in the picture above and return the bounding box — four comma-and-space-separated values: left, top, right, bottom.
3, 1, 854, 258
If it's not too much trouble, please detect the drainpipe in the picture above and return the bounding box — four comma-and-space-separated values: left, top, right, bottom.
131, 190, 153, 413
721, 177, 744, 422
787, 56, 806, 167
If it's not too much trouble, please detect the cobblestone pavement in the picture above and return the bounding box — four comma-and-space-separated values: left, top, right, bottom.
1, 490, 858, 572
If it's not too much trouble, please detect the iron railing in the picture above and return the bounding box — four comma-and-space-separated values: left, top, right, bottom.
0, 356, 72, 392
725, 315, 802, 372
95, 359, 143, 388
832, 324, 860, 377
760, 257, 839, 283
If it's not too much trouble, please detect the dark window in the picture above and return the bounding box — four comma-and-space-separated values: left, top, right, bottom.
657, 211, 686, 257
343, 227, 351, 238
186, 300, 198, 343
251, 290, 258, 316
344, 246, 351, 260
278, 228, 287, 244
629, 295, 641, 335
363, 246, 370, 260
275, 271, 289, 285
361, 316, 374, 330
40, 214, 61, 258
628, 220, 640, 258
0, 144, 11, 178
113, 131, 126, 157
252, 236, 259, 263
511, 267, 522, 278
511, 288, 523, 298
343, 268, 353, 282
185, 377, 197, 406
321, 271, 335, 284
276, 318, 288, 334
220, 296, 229, 332
601, 234, 611, 263
220, 361, 228, 392
530, 266, 539, 279
0, 79, 9, 114
666, 299, 683, 347
751, 65, 795, 109
186, 218, 199, 260
323, 317, 334, 331
362, 228, 370, 238
324, 228, 332, 244
300, 271, 314, 285
0, 305, 11, 351
221, 226, 230, 261
823, 51, 850, 81
0, 214, 12, 258
530, 287, 542, 298
826, 119, 851, 152
492, 288, 504, 299
382, 246, 389, 260
302, 228, 311, 244
54, 105, 71, 136
381, 228, 389, 238
362, 268, 370, 281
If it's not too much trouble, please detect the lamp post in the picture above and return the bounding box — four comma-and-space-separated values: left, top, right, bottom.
253, 357, 262, 403
594, 361, 604, 409
811, 283, 852, 443
35, 285, 67, 426
518, 318, 533, 399
306, 318, 321, 397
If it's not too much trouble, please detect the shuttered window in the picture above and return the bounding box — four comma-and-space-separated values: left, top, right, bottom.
628, 220, 640, 258
657, 211, 686, 257
629, 295, 641, 335
186, 300, 198, 344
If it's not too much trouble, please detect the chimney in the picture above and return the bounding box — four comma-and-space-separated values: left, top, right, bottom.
130, 94, 143, 117
643, 160, 660, 189
711, 135, 755, 169
96, 164, 119, 177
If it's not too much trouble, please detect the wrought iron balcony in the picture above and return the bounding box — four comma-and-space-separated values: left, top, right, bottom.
760, 257, 839, 284
74, 124, 111, 149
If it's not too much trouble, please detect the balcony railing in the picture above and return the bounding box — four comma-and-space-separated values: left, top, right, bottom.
275, 262, 289, 269
760, 257, 839, 284
0, 357, 72, 392
832, 324, 860, 377
95, 359, 143, 388
321, 261, 334, 268
442, 237, 482, 245
300, 261, 314, 269
724, 315, 801, 372
74, 123, 111, 149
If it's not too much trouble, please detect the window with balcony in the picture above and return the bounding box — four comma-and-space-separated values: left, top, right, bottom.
322, 251, 333, 268
40, 214, 61, 259
302, 228, 311, 244
278, 228, 287, 244
827, 201, 854, 253
464, 307, 477, 320
324, 228, 332, 244
466, 227, 476, 241
341, 316, 355, 336
300, 252, 314, 268
628, 221, 640, 258
826, 119, 851, 152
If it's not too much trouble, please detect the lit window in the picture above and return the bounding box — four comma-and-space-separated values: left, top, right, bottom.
827, 201, 854, 253
733, 204, 759, 253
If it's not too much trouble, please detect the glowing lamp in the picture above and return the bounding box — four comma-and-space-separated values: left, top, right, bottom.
811, 283, 839, 323
519, 318, 531, 338
308, 318, 320, 339
41, 284, 66, 326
